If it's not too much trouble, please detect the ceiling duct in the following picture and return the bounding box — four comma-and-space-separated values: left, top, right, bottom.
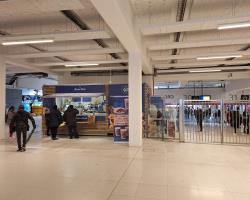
61, 10, 125, 65
6, 72, 48, 85
171, 0, 187, 64
71, 70, 128, 76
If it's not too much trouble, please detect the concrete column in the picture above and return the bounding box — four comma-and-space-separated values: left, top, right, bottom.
0, 58, 6, 140
129, 52, 142, 146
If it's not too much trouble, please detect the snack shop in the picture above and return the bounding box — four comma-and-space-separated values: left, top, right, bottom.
43, 84, 151, 143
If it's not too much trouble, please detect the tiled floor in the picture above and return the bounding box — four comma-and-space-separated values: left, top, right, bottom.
1, 136, 250, 200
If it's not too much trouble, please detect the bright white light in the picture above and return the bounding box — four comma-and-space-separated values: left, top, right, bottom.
189, 69, 222, 73
218, 22, 250, 30
65, 63, 99, 67
2, 39, 54, 45
197, 55, 242, 60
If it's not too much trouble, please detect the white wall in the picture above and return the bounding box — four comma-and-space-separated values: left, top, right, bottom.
225, 79, 250, 93
155, 87, 225, 104
16, 77, 58, 90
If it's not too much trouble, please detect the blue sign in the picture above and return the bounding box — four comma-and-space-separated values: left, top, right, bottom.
55, 85, 105, 93
82, 97, 92, 102
109, 84, 128, 96
72, 97, 81, 102
150, 96, 163, 109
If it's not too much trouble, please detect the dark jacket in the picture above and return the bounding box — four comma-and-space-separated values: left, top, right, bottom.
63, 108, 79, 126
48, 109, 63, 128
11, 111, 36, 130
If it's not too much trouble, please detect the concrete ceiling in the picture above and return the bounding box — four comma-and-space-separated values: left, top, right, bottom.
1, 0, 250, 81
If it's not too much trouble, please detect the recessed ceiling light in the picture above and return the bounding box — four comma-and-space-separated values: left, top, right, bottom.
189, 69, 222, 73
2, 39, 54, 46
197, 55, 242, 60
218, 22, 250, 30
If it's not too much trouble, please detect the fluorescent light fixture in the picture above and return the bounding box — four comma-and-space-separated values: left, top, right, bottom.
2, 39, 54, 46
197, 55, 242, 60
189, 69, 222, 73
65, 63, 99, 67
218, 22, 250, 30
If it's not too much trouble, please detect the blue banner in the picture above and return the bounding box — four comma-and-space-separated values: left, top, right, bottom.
55, 85, 105, 93
109, 84, 128, 96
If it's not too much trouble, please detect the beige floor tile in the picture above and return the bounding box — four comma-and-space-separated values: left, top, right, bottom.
1, 133, 250, 200
135, 183, 167, 200
112, 182, 139, 196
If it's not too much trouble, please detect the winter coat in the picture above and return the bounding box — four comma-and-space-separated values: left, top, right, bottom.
63, 108, 79, 126
47, 109, 63, 128
11, 111, 36, 130
6, 111, 15, 125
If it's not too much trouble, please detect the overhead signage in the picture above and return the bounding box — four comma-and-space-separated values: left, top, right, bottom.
55, 85, 105, 93
109, 84, 128, 96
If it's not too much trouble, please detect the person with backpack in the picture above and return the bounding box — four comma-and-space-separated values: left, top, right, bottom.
10, 105, 36, 152
63, 105, 79, 139
47, 105, 63, 140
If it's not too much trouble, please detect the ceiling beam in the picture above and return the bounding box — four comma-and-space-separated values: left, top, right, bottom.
152, 51, 250, 61
32, 59, 128, 67
0, 30, 111, 43
5, 48, 125, 59
90, 0, 152, 74
148, 38, 250, 51
155, 71, 250, 81
157, 66, 250, 73
51, 66, 127, 72
142, 15, 250, 35
155, 59, 250, 69
4, 59, 55, 74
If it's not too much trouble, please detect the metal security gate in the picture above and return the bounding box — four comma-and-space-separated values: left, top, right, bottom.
223, 101, 250, 144
179, 100, 250, 145
181, 100, 222, 143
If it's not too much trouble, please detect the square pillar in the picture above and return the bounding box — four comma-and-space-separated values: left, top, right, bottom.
0, 58, 6, 140
129, 52, 142, 146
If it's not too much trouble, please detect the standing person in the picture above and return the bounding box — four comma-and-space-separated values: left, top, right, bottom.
156, 110, 163, 137
197, 108, 203, 132
10, 105, 36, 152
47, 105, 63, 140
6, 106, 16, 138
44, 108, 51, 136
63, 105, 79, 139
233, 107, 240, 134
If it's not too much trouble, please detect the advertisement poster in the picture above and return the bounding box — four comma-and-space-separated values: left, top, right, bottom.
109, 96, 129, 143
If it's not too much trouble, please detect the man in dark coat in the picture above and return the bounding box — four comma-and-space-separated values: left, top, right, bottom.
197, 109, 203, 132
11, 105, 36, 152
47, 105, 63, 140
63, 105, 79, 139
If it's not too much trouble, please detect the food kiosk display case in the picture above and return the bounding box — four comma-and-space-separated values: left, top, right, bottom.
43, 85, 111, 136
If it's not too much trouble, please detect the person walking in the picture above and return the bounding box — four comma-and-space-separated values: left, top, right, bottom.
6, 106, 16, 138
63, 105, 79, 139
47, 105, 63, 140
10, 105, 36, 152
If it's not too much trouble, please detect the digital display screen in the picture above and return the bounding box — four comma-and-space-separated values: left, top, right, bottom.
200, 95, 211, 101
